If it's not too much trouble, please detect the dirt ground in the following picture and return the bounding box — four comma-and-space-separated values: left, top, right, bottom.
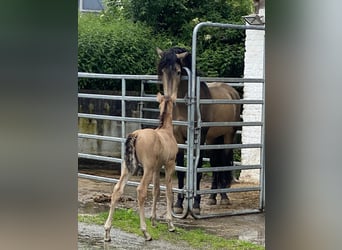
78, 168, 265, 246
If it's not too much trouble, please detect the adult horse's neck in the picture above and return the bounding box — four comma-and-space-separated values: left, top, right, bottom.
176, 79, 212, 122
177, 79, 189, 99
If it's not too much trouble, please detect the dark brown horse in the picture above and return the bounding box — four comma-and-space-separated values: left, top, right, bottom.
157, 47, 241, 214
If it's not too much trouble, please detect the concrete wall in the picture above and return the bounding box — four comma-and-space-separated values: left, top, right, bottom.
78, 90, 143, 159
240, 8, 265, 183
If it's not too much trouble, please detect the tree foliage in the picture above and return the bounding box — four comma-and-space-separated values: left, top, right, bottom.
78, 0, 253, 89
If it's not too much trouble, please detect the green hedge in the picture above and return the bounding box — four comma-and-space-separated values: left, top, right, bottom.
78, 14, 169, 90
78, 0, 251, 90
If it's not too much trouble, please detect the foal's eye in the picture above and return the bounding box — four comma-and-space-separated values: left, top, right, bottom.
177, 71, 181, 76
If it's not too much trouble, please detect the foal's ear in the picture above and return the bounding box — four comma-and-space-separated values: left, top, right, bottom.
156, 92, 164, 103
156, 47, 164, 58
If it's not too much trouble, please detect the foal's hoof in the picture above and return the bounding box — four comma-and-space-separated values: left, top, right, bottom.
104, 235, 111, 242
143, 232, 152, 241
104, 230, 111, 242
168, 223, 176, 232
207, 198, 217, 205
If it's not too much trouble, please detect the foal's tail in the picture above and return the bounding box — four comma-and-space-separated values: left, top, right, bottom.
124, 133, 141, 175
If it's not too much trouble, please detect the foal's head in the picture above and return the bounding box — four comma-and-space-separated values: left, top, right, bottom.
157, 47, 191, 98
156, 92, 176, 128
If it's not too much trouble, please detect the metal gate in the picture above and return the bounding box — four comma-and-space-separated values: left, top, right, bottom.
78, 22, 265, 219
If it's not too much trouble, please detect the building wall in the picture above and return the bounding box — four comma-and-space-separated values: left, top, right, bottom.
240, 8, 265, 183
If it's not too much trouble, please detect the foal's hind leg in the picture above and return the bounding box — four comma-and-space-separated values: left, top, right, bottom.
137, 168, 153, 241
104, 163, 130, 242
165, 161, 176, 232
151, 172, 160, 227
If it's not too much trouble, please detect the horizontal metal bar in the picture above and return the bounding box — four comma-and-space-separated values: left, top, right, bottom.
199, 77, 264, 83
78, 72, 264, 84
201, 121, 263, 127
78, 93, 263, 105
77, 94, 159, 102
196, 186, 261, 195
78, 132, 189, 151
194, 21, 265, 31
78, 153, 122, 163
78, 72, 159, 80
78, 173, 185, 194
200, 143, 262, 150
78, 133, 124, 143
199, 99, 263, 104
141, 108, 159, 113
78, 113, 189, 126
197, 165, 262, 172
192, 209, 262, 219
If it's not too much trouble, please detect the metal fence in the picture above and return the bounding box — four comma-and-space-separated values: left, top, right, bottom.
78, 22, 265, 219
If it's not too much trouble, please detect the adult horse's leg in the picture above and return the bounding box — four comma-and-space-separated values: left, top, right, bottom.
173, 149, 185, 214
215, 133, 235, 205
207, 147, 221, 205
218, 148, 233, 205
207, 136, 232, 205
174, 148, 203, 215
104, 162, 130, 242
192, 127, 207, 214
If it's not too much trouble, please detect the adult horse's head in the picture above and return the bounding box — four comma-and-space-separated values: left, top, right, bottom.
156, 47, 191, 98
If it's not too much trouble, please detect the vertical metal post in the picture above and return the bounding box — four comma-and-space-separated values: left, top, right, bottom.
260, 31, 266, 210
184, 67, 195, 212
121, 78, 126, 164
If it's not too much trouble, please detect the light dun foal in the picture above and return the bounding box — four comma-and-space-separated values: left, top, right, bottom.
104, 93, 178, 241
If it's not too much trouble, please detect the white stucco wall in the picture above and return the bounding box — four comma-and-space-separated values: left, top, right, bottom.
240, 8, 265, 183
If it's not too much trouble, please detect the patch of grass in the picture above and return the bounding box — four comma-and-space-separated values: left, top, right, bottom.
78, 209, 264, 250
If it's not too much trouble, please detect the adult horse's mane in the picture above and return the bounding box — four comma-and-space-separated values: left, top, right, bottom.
157, 47, 192, 77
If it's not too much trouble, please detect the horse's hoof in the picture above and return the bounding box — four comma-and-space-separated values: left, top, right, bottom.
143, 232, 152, 241
220, 198, 231, 205
192, 207, 200, 215
207, 198, 217, 205
168, 223, 176, 232
173, 206, 183, 214
104, 230, 111, 242
104, 235, 111, 242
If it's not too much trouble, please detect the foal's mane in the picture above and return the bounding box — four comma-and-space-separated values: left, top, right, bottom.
157, 47, 192, 77
157, 96, 172, 129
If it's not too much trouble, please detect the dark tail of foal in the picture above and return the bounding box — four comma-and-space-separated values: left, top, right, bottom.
125, 133, 142, 175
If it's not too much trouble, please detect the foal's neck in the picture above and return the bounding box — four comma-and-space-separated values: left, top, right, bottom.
158, 101, 173, 131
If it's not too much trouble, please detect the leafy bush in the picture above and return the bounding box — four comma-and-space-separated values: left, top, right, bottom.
106, 0, 252, 78
78, 0, 253, 90
78, 13, 167, 90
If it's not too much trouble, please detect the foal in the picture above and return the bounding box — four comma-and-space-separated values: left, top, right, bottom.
104, 93, 178, 241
